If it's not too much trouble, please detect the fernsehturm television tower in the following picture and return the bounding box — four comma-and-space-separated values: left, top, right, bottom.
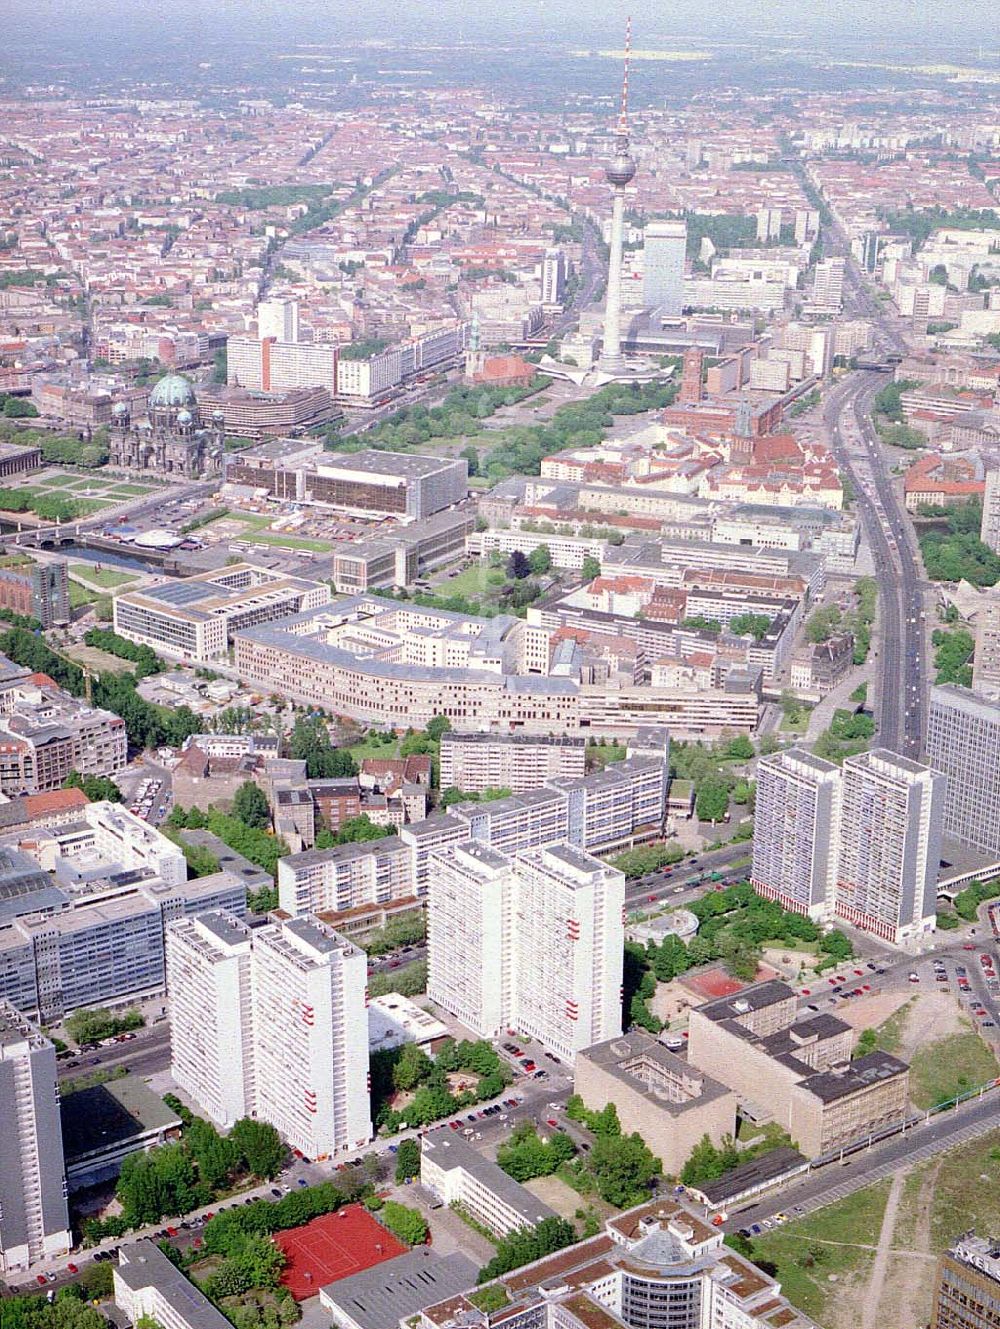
599, 16, 636, 373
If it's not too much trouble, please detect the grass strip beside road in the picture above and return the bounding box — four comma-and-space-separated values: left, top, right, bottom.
748, 1180, 891, 1322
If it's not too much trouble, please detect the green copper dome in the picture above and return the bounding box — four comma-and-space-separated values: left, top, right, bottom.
149, 373, 196, 409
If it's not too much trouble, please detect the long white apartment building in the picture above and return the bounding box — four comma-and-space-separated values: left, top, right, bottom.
165, 912, 255, 1129
427, 841, 624, 1063
276, 836, 413, 918
751, 748, 843, 920
439, 733, 587, 794
0, 1002, 71, 1273
280, 737, 669, 918
250, 915, 371, 1159
835, 749, 944, 944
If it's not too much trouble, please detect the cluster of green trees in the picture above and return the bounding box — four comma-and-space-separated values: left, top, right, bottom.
932, 626, 975, 687
440, 786, 512, 808
0, 420, 109, 467
368, 957, 427, 999
680, 1133, 744, 1186
812, 708, 876, 764
0, 487, 85, 523
953, 878, 999, 923
167, 804, 288, 879
0, 603, 41, 630
321, 378, 546, 455
394, 1137, 421, 1183
666, 738, 756, 829
478, 1217, 577, 1283
880, 206, 1000, 249
497, 1123, 577, 1181
0, 392, 39, 418
678, 213, 759, 256
371, 1037, 511, 1133
919, 503, 1000, 587
65, 1005, 143, 1045
288, 716, 359, 778
377, 1200, 427, 1246
84, 627, 162, 676
871, 380, 928, 450
680, 1127, 793, 1189
467, 378, 679, 484
805, 604, 844, 643
0, 628, 203, 752
363, 911, 425, 957
339, 338, 389, 361
555, 1102, 660, 1207
232, 781, 271, 830
83, 1115, 284, 1240
218, 184, 333, 209
612, 841, 686, 880
728, 612, 772, 642
1, 1291, 112, 1329
624, 882, 854, 1030
201, 1232, 288, 1301
64, 770, 123, 802
314, 814, 394, 851
804, 580, 876, 664
247, 884, 278, 914
872, 379, 915, 425
680, 615, 722, 635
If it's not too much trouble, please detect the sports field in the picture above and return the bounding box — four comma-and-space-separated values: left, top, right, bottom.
274, 1206, 407, 1300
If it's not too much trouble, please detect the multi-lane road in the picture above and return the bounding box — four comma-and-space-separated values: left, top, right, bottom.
824, 371, 927, 757
821, 239, 928, 757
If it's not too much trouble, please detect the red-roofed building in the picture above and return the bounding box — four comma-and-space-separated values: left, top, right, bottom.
903, 453, 985, 511
470, 354, 535, 388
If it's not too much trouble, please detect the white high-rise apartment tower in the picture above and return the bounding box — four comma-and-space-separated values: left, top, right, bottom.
512, 843, 624, 1061
251, 916, 371, 1159
812, 258, 845, 310
0, 1002, 71, 1273
428, 840, 624, 1063
257, 297, 300, 344
541, 249, 567, 307
166, 912, 255, 1129
751, 748, 842, 921
835, 749, 945, 944
642, 221, 687, 315
972, 591, 1000, 697
427, 842, 513, 1039
981, 467, 1000, 555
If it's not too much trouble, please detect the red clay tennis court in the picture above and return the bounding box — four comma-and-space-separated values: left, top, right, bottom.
681, 963, 778, 1001
275, 1206, 407, 1300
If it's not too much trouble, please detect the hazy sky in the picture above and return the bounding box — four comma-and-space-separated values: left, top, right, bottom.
5, 0, 999, 46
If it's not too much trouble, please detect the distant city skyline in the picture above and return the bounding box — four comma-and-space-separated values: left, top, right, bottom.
4, 0, 1000, 53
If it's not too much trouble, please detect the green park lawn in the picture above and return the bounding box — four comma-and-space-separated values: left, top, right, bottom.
69, 564, 138, 589
241, 532, 333, 553
434, 562, 507, 599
